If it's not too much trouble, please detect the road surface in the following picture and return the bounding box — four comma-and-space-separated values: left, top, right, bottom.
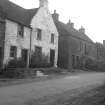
0, 72, 105, 105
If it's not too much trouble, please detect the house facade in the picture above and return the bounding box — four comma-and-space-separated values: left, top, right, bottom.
0, 0, 59, 68
52, 11, 97, 69
95, 41, 105, 61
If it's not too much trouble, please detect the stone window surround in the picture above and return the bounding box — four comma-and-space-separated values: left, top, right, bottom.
36, 28, 42, 41
18, 23, 24, 38
51, 33, 54, 44
10, 46, 17, 58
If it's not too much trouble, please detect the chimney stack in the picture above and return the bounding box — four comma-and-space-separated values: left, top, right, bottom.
79, 26, 85, 34
103, 40, 105, 47
52, 10, 59, 21
67, 19, 74, 29
39, 0, 48, 8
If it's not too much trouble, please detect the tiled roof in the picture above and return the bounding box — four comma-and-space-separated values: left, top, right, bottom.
0, 0, 38, 26
54, 19, 93, 43
53, 20, 70, 36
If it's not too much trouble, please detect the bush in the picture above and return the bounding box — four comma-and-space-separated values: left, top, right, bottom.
30, 62, 52, 68
6, 58, 26, 68
80, 56, 105, 72
2, 68, 36, 78
39, 67, 63, 75
30, 54, 52, 68
2, 59, 36, 78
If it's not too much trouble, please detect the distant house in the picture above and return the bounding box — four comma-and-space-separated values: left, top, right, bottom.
0, 0, 59, 68
95, 41, 105, 61
52, 10, 97, 69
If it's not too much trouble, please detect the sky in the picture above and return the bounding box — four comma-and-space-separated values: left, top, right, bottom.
10, 0, 105, 43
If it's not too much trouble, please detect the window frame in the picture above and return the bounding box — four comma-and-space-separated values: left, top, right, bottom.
37, 28, 42, 41
10, 46, 17, 58
51, 33, 54, 44
18, 23, 24, 38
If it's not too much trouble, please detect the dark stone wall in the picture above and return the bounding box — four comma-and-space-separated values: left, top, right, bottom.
58, 34, 97, 69
58, 36, 69, 69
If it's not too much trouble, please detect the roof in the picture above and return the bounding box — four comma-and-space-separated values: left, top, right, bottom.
0, 0, 38, 26
54, 19, 93, 43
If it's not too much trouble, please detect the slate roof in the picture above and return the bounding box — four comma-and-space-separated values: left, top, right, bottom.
54, 19, 93, 43
0, 0, 38, 27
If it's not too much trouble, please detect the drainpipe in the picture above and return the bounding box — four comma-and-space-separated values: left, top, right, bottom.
28, 27, 32, 68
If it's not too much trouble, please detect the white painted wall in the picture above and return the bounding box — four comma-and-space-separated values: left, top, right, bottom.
3, 19, 31, 65
30, 7, 59, 67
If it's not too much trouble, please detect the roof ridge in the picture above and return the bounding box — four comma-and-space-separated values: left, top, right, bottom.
0, 0, 39, 26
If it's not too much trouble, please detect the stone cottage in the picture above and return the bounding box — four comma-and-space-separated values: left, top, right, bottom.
95, 41, 105, 61
0, 0, 59, 68
52, 10, 97, 69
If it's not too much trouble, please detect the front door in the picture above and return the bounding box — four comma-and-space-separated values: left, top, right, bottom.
0, 47, 2, 68
50, 49, 55, 66
21, 49, 28, 66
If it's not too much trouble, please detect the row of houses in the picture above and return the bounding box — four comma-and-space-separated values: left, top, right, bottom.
0, 0, 105, 69
52, 11, 105, 69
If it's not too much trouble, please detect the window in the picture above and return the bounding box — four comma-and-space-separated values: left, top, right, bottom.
51, 33, 54, 44
80, 42, 82, 51
37, 29, 42, 40
10, 46, 17, 58
72, 55, 75, 67
84, 44, 87, 55
18, 24, 24, 37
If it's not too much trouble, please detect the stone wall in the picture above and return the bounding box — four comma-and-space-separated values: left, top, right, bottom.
30, 7, 59, 67
58, 34, 97, 69
3, 19, 31, 65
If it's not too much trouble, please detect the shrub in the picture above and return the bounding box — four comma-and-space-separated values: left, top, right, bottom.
39, 67, 63, 75
2, 68, 36, 78
30, 54, 52, 68
80, 56, 105, 72
2, 58, 36, 78
6, 58, 26, 69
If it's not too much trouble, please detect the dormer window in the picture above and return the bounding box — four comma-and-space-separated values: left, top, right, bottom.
18, 24, 24, 37
51, 33, 54, 44
37, 29, 42, 40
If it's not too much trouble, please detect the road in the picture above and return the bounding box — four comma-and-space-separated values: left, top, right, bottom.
0, 72, 105, 105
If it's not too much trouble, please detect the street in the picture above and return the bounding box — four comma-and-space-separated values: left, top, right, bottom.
0, 72, 105, 105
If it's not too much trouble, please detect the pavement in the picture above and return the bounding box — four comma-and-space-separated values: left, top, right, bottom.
0, 72, 105, 105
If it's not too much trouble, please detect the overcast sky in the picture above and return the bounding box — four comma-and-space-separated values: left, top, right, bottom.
10, 0, 105, 43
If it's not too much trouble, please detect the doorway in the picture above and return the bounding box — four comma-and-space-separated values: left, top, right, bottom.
21, 49, 28, 66
50, 49, 55, 66
0, 47, 2, 68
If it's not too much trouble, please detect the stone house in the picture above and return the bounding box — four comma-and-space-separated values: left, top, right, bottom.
95, 41, 105, 61
0, 0, 59, 68
52, 11, 97, 69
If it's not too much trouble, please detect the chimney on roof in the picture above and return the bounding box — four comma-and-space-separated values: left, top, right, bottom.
39, 0, 48, 8
103, 40, 105, 47
52, 10, 59, 21
79, 26, 85, 34
67, 19, 74, 29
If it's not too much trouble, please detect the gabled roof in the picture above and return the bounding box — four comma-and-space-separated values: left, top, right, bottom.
0, 0, 38, 27
54, 19, 93, 43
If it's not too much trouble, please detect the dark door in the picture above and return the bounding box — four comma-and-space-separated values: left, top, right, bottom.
0, 47, 2, 67
50, 49, 55, 66
21, 49, 28, 66
35, 46, 42, 63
